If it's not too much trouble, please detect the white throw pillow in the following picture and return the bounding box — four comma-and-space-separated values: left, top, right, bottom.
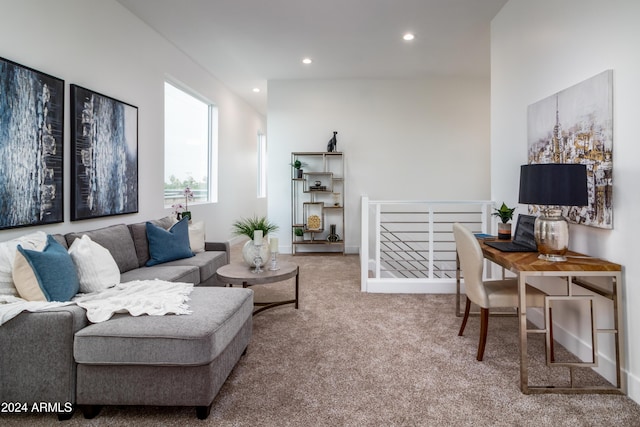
171, 217, 206, 253
68, 235, 120, 293
189, 221, 206, 253
0, 231, 47, 296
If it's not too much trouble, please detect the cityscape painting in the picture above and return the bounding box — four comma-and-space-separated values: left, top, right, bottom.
70, 85, 138, 220
0, 57, 64, 230
527, 70, 613, 229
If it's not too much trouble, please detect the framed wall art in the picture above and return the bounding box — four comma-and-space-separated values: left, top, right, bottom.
0, 57, 64, 230
527, 70, 613, 229
70, 84, 138, 220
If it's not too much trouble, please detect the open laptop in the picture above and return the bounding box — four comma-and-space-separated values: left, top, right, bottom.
484, 214, 538, 252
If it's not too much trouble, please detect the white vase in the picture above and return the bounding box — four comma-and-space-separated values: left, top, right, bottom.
242, 240, 271, 267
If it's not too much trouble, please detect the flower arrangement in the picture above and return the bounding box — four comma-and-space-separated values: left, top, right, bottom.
172, 187, 194, 220
232, 215, 279, 240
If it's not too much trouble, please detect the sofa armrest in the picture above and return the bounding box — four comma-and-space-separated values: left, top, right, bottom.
0, 306, 88, 406
205, 241, 231, 264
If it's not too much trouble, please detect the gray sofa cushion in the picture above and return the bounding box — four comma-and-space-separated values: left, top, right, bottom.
74, 287, 254, 366
159, 251, 227, 286
65, 225, 138, 274
52, 234, 68, 249
128, 217, 175, 267
120, 265, 200, 285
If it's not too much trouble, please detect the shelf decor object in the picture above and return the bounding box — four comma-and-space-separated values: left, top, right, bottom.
519, 163, 588, 262
327, 224, 340, 242
291, 152, 345, 254
304, 202, 323, 231
327, 131, 338, 152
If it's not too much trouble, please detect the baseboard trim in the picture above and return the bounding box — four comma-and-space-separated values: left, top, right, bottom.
626, 371, 640, 403
363, 279, 456, 294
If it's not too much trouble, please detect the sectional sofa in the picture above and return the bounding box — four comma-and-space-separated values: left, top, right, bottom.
0, 217, 253, 420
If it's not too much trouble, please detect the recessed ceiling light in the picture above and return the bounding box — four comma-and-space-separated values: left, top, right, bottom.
302, 58, 312, 65
403, 33, 415, 41
252, 88, 260, 93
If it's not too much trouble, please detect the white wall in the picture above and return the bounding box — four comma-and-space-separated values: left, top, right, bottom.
267, 77, 491, 253
492, 0, 640, 402
0, 0, 266, 243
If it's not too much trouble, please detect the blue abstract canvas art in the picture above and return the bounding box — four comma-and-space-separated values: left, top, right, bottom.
0, 57, 64, 230
70, 85, 138, 220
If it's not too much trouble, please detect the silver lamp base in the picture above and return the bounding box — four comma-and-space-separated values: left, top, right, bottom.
534, 207, 569, 262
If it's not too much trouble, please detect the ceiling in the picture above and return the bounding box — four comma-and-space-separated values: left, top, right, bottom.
117, 0, 507, 115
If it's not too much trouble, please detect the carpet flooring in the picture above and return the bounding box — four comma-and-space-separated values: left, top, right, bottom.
5, 247, 640, 426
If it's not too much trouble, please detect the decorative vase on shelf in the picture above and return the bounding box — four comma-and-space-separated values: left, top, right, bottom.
242, 240, 271, 268
327, 224, 340, 242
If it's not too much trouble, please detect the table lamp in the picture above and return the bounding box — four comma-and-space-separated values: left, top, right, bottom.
518, 163, 588, 262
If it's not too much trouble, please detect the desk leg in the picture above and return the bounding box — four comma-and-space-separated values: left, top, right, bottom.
295, 267, 299, 309
614, 273, 625, 392
518, 271, 529, 394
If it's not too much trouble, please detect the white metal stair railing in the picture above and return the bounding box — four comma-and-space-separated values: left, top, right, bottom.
360, 197, 493, 293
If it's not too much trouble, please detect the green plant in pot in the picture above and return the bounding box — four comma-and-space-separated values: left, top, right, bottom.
294, 227, 304, 241
232, 216, 279, 268
290, 160, 307, 179
492, 202, 516, 240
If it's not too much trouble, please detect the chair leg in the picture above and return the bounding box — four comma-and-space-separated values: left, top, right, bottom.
458, 297, 471, 336
477, 308, 489, 361
549, 307, 555, 363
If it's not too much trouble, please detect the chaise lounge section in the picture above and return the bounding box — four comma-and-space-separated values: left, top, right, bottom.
75, 287, 253, 420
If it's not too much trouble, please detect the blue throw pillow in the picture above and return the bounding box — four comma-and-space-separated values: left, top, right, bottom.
146, 217, 194, 266
14, 235, 80, 302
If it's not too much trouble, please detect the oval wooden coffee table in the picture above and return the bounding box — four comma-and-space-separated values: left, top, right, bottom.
216, 261, 299, 315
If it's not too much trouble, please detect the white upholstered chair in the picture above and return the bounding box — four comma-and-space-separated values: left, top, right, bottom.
453, 222, 549, 361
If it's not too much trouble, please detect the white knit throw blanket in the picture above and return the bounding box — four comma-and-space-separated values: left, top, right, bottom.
0, 279, 193, 325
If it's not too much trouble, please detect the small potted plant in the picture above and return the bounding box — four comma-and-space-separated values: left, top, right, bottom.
290, 160, 307, 179
492, 202, 516, 240
294, 227, 304, 241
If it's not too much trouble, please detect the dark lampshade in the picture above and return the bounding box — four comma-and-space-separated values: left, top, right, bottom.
518, 163, 588, 206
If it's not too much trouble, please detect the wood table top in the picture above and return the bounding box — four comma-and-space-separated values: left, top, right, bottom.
216, 261, 299, 285
480, 240, 621, 273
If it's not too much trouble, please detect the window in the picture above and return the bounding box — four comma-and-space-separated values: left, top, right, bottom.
164, 81, 218, 207
257, 132, 267, 198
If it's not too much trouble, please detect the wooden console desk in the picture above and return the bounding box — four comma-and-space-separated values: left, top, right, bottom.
464, 241, 624, 394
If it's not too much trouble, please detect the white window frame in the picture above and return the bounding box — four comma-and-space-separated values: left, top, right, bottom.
163, 80, 218, 207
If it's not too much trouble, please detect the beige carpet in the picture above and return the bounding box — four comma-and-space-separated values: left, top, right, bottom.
5, 247, 640, 426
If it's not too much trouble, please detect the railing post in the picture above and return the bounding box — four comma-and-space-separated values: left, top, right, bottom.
360, 196, 369, 292
375, 202, 382, 280
428, 204, 434, 280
